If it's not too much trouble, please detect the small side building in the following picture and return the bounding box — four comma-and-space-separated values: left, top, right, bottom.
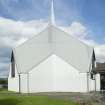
95, 62, 105, 91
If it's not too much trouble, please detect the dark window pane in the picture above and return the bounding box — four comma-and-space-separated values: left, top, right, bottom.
11, 51, 15, 78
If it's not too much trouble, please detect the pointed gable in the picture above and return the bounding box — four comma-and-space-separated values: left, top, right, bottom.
52, 26, 93, 72
14, 25, 93, 73
14, 26, 53, 73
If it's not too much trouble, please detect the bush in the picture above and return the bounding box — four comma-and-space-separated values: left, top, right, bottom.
0, 79, 8, 85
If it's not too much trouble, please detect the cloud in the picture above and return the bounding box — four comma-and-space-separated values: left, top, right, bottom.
0, 17, 48, 77
0, 17, 48, 47
81, 39, 98, 47
94, 45, 105, 63
60, 22, 88, 39
60, 21, 105, 63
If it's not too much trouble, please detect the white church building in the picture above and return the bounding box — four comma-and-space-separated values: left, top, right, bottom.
8, 0, 100, 93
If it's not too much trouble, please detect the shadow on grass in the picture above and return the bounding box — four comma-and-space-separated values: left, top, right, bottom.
0, 98, 21, 105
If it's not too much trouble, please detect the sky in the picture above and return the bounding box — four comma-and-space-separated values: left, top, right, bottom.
0, 0, 105, 77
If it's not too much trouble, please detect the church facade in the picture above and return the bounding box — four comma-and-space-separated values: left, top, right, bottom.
8, 0, 100, 93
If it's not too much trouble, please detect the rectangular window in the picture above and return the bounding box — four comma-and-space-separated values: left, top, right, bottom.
11, 62, 15, 77
91, 73, 95, 80
11, 51, 15, 78
92, 51, 96, 69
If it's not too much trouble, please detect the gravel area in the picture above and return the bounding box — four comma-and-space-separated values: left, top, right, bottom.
29, 92, 105, 105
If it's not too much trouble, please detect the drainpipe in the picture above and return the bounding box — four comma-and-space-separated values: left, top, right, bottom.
87, 72, 89, 92
27, 73, 29, 93
95, 75, 96, 92
19, 74, 21, 93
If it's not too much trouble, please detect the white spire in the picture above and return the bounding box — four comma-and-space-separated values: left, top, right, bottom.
50, 0, 56, 25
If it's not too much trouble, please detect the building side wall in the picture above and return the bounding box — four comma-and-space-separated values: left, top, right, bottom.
96, 73, 100, 91
28, 55, 54, 93
52, 55, 88, 92
8, 55, 97, 93
27, 55, 88, 93
89, 79, 95, 91
19, 73, 28, 93
8, 64, 19, 92
88, 73, 100, 92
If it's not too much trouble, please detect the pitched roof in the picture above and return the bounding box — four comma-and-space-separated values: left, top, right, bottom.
13, 25, 93, 73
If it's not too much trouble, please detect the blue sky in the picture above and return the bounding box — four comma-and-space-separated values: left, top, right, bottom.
0, 0, 105, 44
0, 0, 105, 77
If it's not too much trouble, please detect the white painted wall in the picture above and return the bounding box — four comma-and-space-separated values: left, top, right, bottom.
96, 73, 100, 91
88, 73, 100, 92
19, 73, 28, 93
8, 63, 19, 92
52, 55, 88, 92
88, 75, 95, 91
8, 55, 99, 93
29, 55, 54, 92
27, 55, 88, 93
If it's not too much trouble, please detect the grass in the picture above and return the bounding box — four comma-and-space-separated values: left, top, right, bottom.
0, 90, 77, 105
0, 89, 103, 105
0, 95, 76, 105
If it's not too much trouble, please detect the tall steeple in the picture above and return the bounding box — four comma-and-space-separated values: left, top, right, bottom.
50, 0, 56, 25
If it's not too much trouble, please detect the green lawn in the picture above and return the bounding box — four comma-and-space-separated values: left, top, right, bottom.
0, 90, 77, 105
0, 95, 77, 105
